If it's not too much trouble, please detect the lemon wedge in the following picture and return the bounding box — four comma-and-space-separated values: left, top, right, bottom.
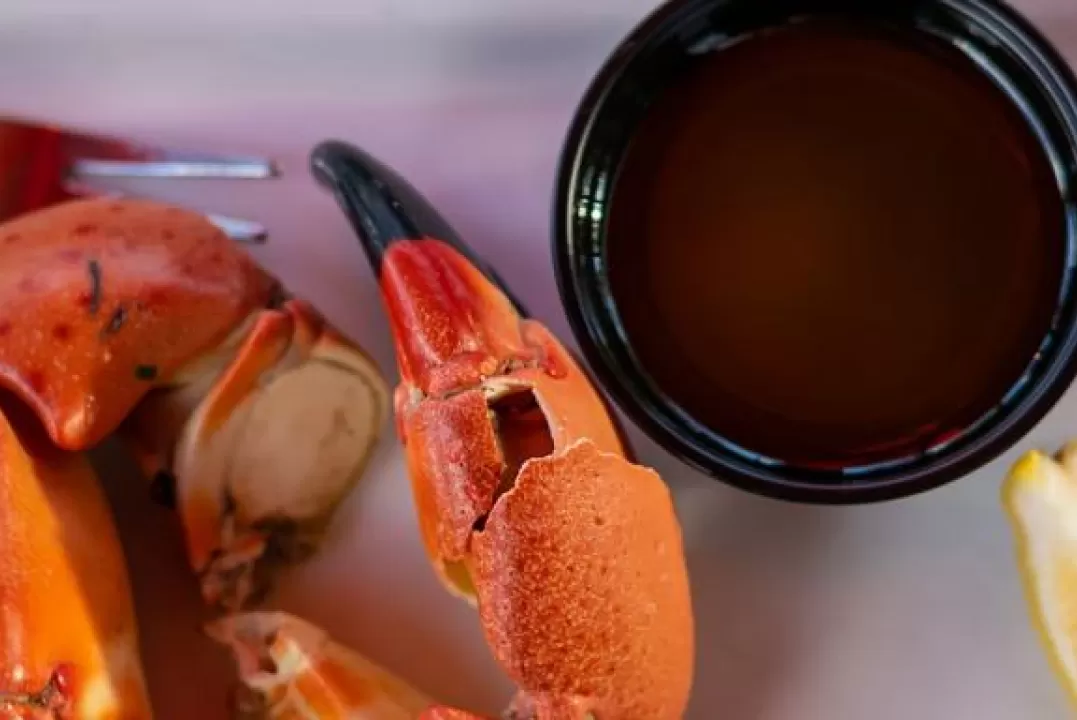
1003, 442, 1077, 706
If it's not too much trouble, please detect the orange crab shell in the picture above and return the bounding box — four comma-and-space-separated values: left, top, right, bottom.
396, 322, 626, 590
418, 708, 489, 720
385, 240, 626, 590
0, 400, 152, 719
381, 238, 694, 717
207, 611, 433, 719
379, 238, 537, 398
0, 197, 276, 451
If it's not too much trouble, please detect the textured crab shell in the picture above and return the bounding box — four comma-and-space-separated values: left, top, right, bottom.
0, 402, 152, 719
397, 321, 625, 593
0, 197, 276, 451
472, 439, 694, 719
378, 238, 536, 398
381, 239, 694, 717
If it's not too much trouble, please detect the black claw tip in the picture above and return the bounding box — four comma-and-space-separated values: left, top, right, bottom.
308, 138, 529, 316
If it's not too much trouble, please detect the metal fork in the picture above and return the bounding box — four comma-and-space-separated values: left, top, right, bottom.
0, 115, 278, 242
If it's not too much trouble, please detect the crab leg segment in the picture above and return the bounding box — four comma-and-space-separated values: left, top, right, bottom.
0, 406, 152, 719
0, 197, 276, 453
208, 612, 433, 719
0, 197, 391, 613
172, 307, 295, 600
130, 296, 390, 612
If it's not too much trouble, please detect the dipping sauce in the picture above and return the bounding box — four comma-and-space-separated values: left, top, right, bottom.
606, 18, 1066, 467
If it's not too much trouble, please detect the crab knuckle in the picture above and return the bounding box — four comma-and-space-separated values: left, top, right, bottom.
0, 198, 392, 716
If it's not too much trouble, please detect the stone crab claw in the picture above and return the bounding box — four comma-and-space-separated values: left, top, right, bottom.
0, 197, 390, 612
207, 611, 433, 719
312, 141, 694, 719
0, 401, 153, 719
132, 296, 390, 610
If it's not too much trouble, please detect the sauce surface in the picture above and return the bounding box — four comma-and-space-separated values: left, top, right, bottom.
606, 19, 1066, 466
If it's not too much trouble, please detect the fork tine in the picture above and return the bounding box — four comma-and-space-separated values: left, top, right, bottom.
45, 120, 277, 169
0, 116, 277, 241
70, 157, 278, 181
204, 214, 269, 244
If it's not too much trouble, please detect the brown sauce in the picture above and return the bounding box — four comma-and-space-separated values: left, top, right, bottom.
606, 19, 1066, 467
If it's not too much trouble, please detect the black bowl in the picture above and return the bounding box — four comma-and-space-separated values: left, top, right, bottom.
552, 0, 1077, 504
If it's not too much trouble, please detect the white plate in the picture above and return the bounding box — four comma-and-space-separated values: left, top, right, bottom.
1, 1, 1077, 718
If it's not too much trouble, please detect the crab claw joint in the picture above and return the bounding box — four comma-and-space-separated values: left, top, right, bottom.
164, 299, 390, 610
207, 611, 433, 719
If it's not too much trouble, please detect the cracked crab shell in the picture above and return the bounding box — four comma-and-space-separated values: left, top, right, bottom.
473, 439, 693, 719
0, 197, 276, 450
386, 242, 626, 596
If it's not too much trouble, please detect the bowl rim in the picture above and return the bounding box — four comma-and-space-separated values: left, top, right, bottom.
550, 0, 1077, 505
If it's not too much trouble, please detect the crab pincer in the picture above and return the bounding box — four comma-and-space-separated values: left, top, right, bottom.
311, 140, 695, 720
0, 198, 389, 612
0, 196, 391, 718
